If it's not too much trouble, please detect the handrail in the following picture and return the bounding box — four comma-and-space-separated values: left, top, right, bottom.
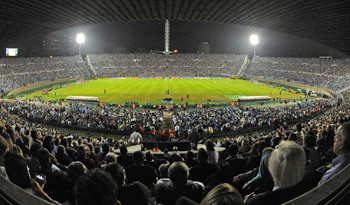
283, 164, 350, 205
0, 174, 51, 205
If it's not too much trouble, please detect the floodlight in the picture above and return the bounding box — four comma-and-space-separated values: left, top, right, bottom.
76, 33, 85, 44
250, 34, 259, 45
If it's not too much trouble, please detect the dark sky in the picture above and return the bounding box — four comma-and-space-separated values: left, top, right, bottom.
7, 20, 350, 58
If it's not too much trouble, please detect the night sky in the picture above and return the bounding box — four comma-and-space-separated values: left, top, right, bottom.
7, 20, 350, 58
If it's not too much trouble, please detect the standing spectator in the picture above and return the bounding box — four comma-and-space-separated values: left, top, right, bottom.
130, 129, 142, 145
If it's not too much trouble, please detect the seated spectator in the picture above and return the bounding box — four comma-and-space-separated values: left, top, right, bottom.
101, 152, 118, 170
27, 142, 42, 178
246, 141, 268, 171
304, 134, 321, 173
175, 183, 244, 205
0, 135, 10, 179
223, 144, 246, 176
238, 139, 251, 154
74, 169, 120, 205
242, 147, 274, 195
56, 145, 72, 166
97, 143, 110, 162
200, 183, 244, 205
203, 162, 235, 194
74, 145, 98, 169
125, 151, 157, 189
103, 162, 126, 188
118, 181, 153, 205
65, 161, 87, 205
152, 143, 161, 152
185, 150, 199, 168
117, 145, 133, 168
189, 148, 216, 183
5, 151, 59, 204
245, 141, 312, 205
36, 148, 68, 203
318, 122, 350, 186
154, 162, 205, 205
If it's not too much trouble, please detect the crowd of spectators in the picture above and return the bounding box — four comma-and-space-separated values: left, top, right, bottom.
88, 53, 246, 78
1, 92, 350, 204
172, 98, 336, 136
246, 56, 350, 92
2, 101, 164, 135
0, 56, 90, 93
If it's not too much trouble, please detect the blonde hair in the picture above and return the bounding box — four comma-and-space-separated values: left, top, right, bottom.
200, 183, 244, 205
268, 140, 306, 188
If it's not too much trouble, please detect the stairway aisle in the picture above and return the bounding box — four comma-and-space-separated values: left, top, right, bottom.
161, 112, 174, 131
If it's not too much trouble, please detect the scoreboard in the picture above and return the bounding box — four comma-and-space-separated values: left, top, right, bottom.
6, 48, 18, 56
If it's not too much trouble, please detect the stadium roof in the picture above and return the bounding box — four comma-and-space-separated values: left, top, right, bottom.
1, 0, 350, 55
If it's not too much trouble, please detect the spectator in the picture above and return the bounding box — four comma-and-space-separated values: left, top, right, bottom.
189, 148, 216, 183
154, 162, 205, 205
74, 169, 119, 205
318, 122, 350, 185
245, 141, 311, 205
0, 135, 9, 179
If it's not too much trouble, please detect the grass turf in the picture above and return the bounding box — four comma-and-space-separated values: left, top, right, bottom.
25, 78, 304, 104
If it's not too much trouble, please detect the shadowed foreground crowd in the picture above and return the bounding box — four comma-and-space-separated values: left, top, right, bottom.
1, 94, 350, 205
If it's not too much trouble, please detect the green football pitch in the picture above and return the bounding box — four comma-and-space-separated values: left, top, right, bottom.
25, 78, 303, 104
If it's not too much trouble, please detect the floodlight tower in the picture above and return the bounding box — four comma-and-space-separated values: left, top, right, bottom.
164, 19, 170, 55
76, 33, 85, 56
250, 34, 259, 57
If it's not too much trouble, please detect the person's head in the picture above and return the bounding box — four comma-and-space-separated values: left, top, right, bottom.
1, 133, 13, 151
185, 150, 194, 160
296, 123, 302, 132
118, 181, 151, 205
145, 151, 153, 161
105, 152, 118, 164
74, 169, 120, 205
103, 162, 125, 188
133, 151, 145, 164
120, 145, 128, 155
168, 162, 189, 187
102, 143, 110, 154
288, 133, 298, 142
42, 135, 54, 153
57, 145, 67, 156
214, 162, 234, 184
5, 152, 31, 189
206, 141, 215, 151
257, 141, 268, 155
158, 163, 170, 178
0, 136, 9, 165
30, 142, 42, 158
333, 122, 350, 156
228, 144, 238, 157
36, 148, 52, 172
268, 140, 306, 188
76, 145, 88, 158
67, 161, 87, 183
200, 183, 244, 205
197, 148, 208, 163
304, 134, 316, 149
169, 152, 182, 164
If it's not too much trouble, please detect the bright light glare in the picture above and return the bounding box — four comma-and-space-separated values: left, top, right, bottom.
250, 34, 259, 45
76, 33, 85, 44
